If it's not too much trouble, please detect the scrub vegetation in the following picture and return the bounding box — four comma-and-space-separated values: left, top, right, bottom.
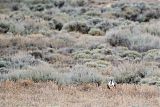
0, 0, 160, 106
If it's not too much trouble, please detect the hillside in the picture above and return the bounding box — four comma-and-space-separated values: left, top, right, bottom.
0, 0, 160, 107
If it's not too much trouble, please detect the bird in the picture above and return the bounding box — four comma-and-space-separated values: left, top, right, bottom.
107, 79, 116, 89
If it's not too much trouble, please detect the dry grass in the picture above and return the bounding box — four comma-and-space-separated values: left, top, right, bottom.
0, 81, 159, 107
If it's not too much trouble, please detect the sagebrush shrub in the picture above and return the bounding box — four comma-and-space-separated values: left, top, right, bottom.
106, 25, 160, 52
0, 64, 103, 85
112, 62, 147, 84
68, 0, 88, 7
88, 28, 104, 36
143, 49, 160, 61
54, 0, 65, 8
49, 35, 75, 49
85, 10, 101, 17
106, 28, 131, 47
95, 21, 115, 32
9, 52, 40, 69
112, 61, 160, 84
138, 21, 160, 36
111, 2, 160, 22
49, 19, 63, 31
63, 21, 90, 34
0, 22, 10, 33
69, 65, 103, 84
30, 4, 45, 11
11, 3, 21, 11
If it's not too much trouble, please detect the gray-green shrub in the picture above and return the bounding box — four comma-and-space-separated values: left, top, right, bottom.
67, 0, 88, 7
0, 22, 10, 33
53, 0, 65, 8
48, 19, 63, 31
0, 64, 103, 85
63, 21, 90, 34
112, 61, 160, 84
112, 62, 147, 84
69, 65, 103, 84
111, 2, 160, 22
106, 25, 160, 52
